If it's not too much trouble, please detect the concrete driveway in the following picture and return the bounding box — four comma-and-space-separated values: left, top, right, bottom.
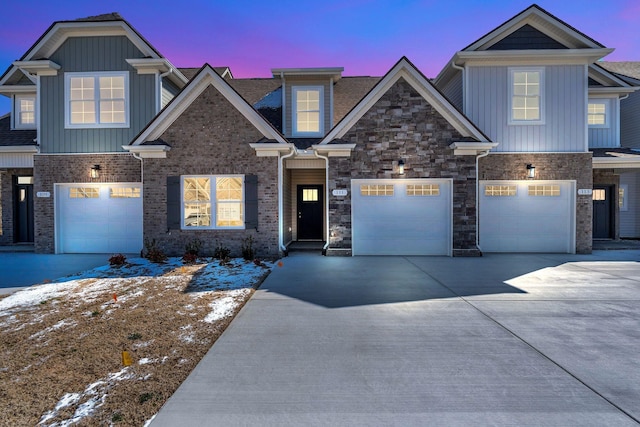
0, 252, 116, 294
152, 251, 640, 426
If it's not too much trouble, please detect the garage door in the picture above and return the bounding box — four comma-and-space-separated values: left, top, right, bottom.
56, 183, 143, 254
351, 179, 451, 255
480, 181, 575, 253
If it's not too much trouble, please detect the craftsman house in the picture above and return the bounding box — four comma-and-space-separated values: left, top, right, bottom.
0, 5, 637, 257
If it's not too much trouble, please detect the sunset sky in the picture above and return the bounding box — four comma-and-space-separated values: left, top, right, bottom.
0, 0, 638, 114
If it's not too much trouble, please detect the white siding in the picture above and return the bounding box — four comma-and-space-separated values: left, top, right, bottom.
620, 172, 640, 238
0, 153, 34, 168
467, 65, 587, 152
621, 90, 640, 148
588, 97, 619, 148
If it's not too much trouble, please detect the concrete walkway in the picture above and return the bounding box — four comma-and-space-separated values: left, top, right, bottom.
0, 253, 118, 294
151, 251, 640, 426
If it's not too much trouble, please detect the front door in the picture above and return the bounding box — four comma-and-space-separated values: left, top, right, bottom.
14, 176, 34, 243
297, 185, 323, 240
593, 185, 613, 239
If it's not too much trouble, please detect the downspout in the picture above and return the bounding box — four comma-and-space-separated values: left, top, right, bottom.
475, 150, 491, 252
279, 146, 296, 254
158, 68, 174, 113
451, 61, 467, 114
314, 150, 330, 255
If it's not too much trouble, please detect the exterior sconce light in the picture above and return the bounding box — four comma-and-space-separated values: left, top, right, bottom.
526, 164, 535, 179
90, 165, 101, 179
398, 159, 405, 175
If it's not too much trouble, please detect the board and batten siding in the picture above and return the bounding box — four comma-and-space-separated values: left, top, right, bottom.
620, 90, 640, 149
439, 71, 463, 111
284, 77, 331, 137
620, 172, 640, 237
162, 78, 180, 109
588, 97, 619, 148
466, 65, 587, 152
40, 36, 157, 153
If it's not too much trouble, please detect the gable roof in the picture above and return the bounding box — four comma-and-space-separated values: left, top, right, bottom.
588, 63, 637, 93
130, 64, 286, 146
320, 57, 489, 144
0, 13, 187, 88
599, 62, 640, 83
0, 114, 37, 147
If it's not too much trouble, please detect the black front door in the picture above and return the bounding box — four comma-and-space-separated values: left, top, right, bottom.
297, 185, 323, 240
593, 185, 613, 239
14, 177, 35, 243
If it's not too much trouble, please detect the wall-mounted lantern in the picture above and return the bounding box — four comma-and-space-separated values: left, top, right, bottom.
526, 164, 535, 179
90, 165, 101, 179
398, 159, 405, 175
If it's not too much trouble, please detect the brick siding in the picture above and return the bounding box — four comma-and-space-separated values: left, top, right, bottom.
0, 168, 34, 245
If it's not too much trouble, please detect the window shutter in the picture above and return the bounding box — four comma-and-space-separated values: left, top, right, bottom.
166, 176, 181, 230
244, 174, 258, 230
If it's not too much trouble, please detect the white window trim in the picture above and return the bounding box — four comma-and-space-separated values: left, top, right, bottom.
13, 94, 37, 130
508, 67, 545, 125
292, 85, 324, 137
64, 71, 130, 129
181, 175, 245, 230
588, 98, 610, 128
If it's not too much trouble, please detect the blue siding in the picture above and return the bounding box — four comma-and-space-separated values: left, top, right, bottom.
467, 65, 587, 152
620, 90, 640, 148
40, 36, 157, 153
588, 97, 619, 148
439, 71, 463, 111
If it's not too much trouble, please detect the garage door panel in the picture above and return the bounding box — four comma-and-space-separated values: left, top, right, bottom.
57, 184, 142, 254
480, 181, 574, 253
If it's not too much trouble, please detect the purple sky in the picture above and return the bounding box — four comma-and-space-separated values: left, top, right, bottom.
0, 0, 638, 114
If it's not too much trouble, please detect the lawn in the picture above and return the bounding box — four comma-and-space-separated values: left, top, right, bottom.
0, 256, 272, 426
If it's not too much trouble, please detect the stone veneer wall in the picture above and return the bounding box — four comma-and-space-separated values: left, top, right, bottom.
142, 85, 280, 258
327, 78, 479, 256
0, 168, 34, 245
33, 154, 141, 253
593, 168, 620, 240
479, 152, 593, 253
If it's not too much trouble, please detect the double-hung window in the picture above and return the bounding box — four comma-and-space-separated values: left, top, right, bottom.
509, 67, 544, 124
588, 99, 610, 128
182, 175, 244, 229
14, 94, 36, 129
65, 72, 129, 128
292, 86, 323, 136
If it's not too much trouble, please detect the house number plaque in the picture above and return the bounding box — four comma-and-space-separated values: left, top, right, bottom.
36, 192, 51, 198
332, 189, 348, 196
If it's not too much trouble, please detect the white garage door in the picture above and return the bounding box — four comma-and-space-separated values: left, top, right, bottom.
351, 179, 451, 256
480, 181, 575, 253
56, 183, 143, 254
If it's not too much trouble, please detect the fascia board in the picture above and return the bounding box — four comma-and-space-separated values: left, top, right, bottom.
0, 85, 38, 95
454, 48, 614, 66
593, 157, 640, 169
0, 146, 38, 153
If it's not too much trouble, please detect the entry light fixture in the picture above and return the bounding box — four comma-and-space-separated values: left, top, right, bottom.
398, 159, 405, 175
526, 164, 535, 179
90, 164, 101, 179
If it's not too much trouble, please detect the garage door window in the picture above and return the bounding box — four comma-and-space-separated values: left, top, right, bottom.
182, 176, 244, 229
407, 184, 439, 196
485, 185, 517, 196
528, 184, 560, 196
110, 187, 141, 198
70, 188, 99, 198
360, 184, 393, 196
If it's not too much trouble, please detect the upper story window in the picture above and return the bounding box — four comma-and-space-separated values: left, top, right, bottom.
509, 67, 544, 125
182, 175, 244, 229
14, 94, 36, 129
588, 99, 610, 128
293, 86, 324, 136
65, 72, 129, 129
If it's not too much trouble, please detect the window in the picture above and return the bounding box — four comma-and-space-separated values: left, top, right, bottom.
293, 86, 323, 136
182, 176, 244, 229
588, 100, 610, 128
619, 184, 628, 211
407, 184, 440, 196
528, 185, 560, 196
509, 68, 544, 124
110, 187, 141, 198
360, 184, 393, 196
65, 72, 129, 128
14, 95, 36, 129
592, 189, 606, 201
70, 188, 99, 198
485, 185, 517, 196
302, 188, 318, 202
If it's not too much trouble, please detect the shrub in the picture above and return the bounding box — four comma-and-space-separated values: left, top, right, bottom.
241, 236, 255, 261
109, 253, 127, 266
144, 239, 167, 263
182, 252, 198, 264
213, 241, 231, 260
185, 238, 203, 256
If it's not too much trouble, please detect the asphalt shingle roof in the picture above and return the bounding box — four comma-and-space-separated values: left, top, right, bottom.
0, 114, 37, 147
599, 62, 640, 81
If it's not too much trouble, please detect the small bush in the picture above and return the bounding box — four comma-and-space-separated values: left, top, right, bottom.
109, 253, 127, 266
138, 392, 154, 404
241, 236, 255, 261
213, 241, 231, 260
185, 238, 203, 256
182, 252, 197, 264
111, 412, 123, 422
144, 239, 167, 263
127, 332, 142, 341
